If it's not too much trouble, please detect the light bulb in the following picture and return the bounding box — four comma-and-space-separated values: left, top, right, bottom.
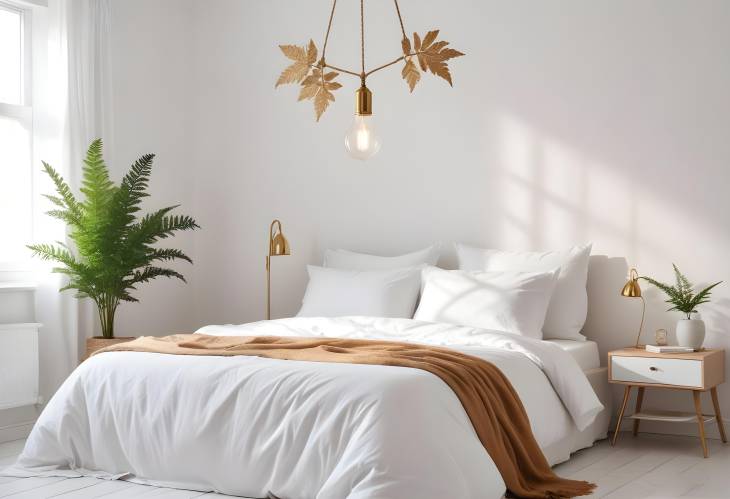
345, 114, 381, 160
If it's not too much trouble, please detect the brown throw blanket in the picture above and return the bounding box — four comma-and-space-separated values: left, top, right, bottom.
96, 334, 595, 498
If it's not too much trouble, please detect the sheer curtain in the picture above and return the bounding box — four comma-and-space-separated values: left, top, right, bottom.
32, 0, 113, 399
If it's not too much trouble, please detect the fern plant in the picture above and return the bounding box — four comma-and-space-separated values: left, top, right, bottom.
28, 139, 199, 338
641, 264, 722, 320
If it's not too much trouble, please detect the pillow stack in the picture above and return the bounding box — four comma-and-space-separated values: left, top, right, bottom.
455, 243, 592, 340
296, 242, 591, 341
296, 246, 439, 318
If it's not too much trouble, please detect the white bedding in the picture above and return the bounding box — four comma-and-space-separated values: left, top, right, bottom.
4, 317, 603, 499
545, 339, 601, 371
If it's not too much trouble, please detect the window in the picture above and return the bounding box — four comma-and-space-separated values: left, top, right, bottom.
0, 1, 33, 263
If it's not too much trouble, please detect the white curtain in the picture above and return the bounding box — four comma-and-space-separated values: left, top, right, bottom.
32, 0, 113, 399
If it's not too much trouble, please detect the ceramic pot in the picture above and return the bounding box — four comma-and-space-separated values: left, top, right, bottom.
83, 336, 135, 362
676, 319, 705, 349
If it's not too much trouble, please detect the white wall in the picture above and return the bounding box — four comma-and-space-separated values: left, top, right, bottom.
109, 0, 198, 337
108, 1, 730, 437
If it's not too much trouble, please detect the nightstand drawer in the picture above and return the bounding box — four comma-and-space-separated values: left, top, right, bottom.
611, 355, 703, 387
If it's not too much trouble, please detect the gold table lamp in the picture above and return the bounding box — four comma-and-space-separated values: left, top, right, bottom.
621, 267, 645, 347
266, 219, 290, 320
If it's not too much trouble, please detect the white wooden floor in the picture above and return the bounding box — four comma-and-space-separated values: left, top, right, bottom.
1, 433, 729, 498
553, 433, 730, 498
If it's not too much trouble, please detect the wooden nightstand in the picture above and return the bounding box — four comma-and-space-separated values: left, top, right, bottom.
608, 347, 726, 457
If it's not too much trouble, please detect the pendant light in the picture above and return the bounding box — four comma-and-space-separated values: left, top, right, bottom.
275, 0, 465, 160
344, 83, 380, 160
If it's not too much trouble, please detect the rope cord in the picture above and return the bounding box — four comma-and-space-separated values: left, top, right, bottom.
322, 0, 338, 62
393, 0, 407, 40
360, 0, 365, 79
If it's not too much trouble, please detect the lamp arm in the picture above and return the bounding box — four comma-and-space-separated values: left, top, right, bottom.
634, 295, 646, 348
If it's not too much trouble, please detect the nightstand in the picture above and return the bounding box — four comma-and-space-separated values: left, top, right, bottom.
608, 347, 726, 457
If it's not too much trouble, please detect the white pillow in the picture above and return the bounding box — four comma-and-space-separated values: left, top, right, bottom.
323, 245, 439, 270
414, 267, 558, 339
297, 265, 422, 318
456, 243, 592, 341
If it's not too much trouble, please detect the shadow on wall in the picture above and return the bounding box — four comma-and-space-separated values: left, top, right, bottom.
707, 298, 730, 343
584, 256, 631, 356
489, 113, 728, 348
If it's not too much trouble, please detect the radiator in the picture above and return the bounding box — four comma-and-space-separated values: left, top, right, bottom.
0, 282, 42, 410
0, 323, 42, 409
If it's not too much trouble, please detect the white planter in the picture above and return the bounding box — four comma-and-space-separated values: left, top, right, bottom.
676, 319, 705, 349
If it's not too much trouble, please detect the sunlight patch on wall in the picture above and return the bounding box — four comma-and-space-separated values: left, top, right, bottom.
496, 116, 536, 249
494, 113, 672, 263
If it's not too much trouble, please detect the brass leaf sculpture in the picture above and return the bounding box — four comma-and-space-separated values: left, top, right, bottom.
301, 68, 342, 121
405, 30, 465, 88
275, 13, 464, 120
275, 40, 318, 87
275, 39, 343, 121
400, 37, 421, 92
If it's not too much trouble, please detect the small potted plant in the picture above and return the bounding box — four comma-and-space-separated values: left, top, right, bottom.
28, 139, 199, 359
641, 264, 722, 349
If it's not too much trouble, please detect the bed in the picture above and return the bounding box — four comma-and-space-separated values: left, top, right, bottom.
544, 338, 611, 461
3, 316, 608, 498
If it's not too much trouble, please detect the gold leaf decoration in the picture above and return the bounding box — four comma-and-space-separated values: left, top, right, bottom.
411, 29, 464, 86
298, 68, 341, 121
276, 39, 342, 121
275, 39, 318, 88
400, 37, 421, 92
401, 59, 420, 93
276, 25, 464, 120
401, 37, 412, 56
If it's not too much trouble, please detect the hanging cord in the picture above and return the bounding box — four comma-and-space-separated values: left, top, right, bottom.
322, 0, 337, 63
363, 0, 412, 77
319, 0, 361, 78
393, 0, 407, 40
360, 0, 366, 84
316, 0, 412, 80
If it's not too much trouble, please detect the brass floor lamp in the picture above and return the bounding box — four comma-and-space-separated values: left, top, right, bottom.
266, 219, 290, 320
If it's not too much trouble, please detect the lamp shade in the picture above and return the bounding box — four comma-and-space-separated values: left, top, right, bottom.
270, 232, 290, 256
621, 268, 641, 297
268, 219, 290, 256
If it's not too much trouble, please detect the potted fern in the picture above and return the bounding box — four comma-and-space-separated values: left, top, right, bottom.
641, 264, 722, 348
28, 139, 199, 357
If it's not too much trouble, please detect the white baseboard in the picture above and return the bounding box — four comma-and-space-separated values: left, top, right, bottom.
0, 419, 36, 443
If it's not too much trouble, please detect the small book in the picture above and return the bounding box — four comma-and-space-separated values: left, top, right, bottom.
645, 345, 695, 353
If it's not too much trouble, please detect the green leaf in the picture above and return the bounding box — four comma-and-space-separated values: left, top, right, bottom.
641, 266, 722, 316
148, 248, 193, 264
127, 266, 186, 285
686, 281, 722, 312
41, 162, 82, 224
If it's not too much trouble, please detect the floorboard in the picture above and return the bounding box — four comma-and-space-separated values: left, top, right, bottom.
7, 477, 101, 498
0, 477, 68, 498
53, 480, 135, 498
2, 433, 730, 497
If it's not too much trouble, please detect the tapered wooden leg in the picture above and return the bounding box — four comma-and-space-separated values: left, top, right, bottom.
693, 390, 709, 458
612, 385, 632, 446
711, 387, 727, 443
632, 386, 645, 436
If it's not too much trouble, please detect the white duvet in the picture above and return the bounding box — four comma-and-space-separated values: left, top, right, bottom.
4, 317, 603, 499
